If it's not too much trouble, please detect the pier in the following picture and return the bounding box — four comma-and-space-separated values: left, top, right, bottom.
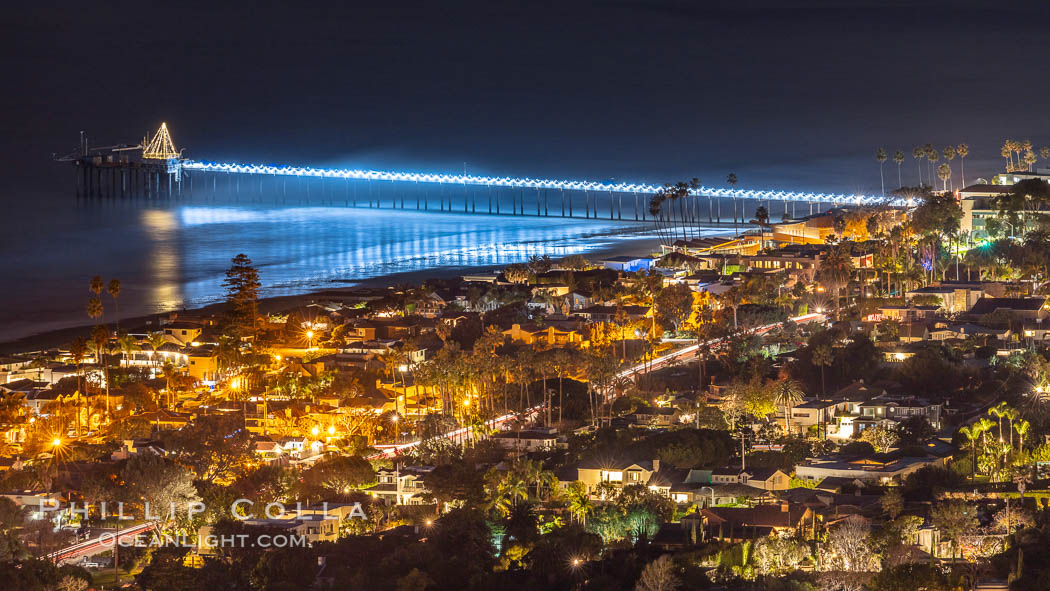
57, 123, 892, 222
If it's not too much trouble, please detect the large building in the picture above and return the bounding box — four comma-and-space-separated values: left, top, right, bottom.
959, 169, 1050, 239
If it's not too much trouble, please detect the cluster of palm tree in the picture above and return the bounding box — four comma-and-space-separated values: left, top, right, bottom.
1001, 139, 1050, 173
483, 459, 558, 516
958, 401, 1031, 483
648, 179, 703, 247
648, 175, 756, 248
885, 144, 970, 193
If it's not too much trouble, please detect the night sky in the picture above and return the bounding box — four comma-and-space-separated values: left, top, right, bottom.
5, 0, 1050, 195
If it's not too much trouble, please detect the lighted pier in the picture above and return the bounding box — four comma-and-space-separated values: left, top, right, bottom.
58, 123, 892, 222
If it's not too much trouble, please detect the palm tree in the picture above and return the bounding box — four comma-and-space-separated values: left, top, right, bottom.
754, 205, 769, 227
912, 146, 925, 186
988, 402, 1010, 443
875, 148, 887, 196
565, 482, 593, 526
147, 331, 167, 369
1002, 141, 1015, 171
812, 345, 833, 438
942, 146, 956, 191
727, 173, 739, 232
69, 337, 87, 393
1003, 406, 1018, 449
771, 379, 804, 435
937, 163, 951, 192
926, 147, 939, 188
89, 325, 112, 422
107, 279, 121, 331
893, 150, 904, 189
816, 242, 854, 320
1015, 419, 1031, 454
86, 297, 103, 321
116, 333, 138, 368
956, 144, 969, 187
958, 424, 981, 482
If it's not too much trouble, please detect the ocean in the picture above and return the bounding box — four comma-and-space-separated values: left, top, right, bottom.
0, 188, 674, 344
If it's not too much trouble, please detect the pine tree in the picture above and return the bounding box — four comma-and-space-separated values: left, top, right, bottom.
223, 254, 261, 338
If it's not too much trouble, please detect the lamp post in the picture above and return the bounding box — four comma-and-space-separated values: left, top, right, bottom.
306, 330, 314, 350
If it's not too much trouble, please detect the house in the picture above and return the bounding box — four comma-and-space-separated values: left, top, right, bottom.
700, 503, 811, 541
794, 453, 946, 484
857, 397, 943, 430
367, 466, 433, 505
574, 458, 659, 496
867, 305, 939, 324
161, 322, 204, 347
254, 440, 285, 461
969, 297, 1047, 322
110, 439, 166, 461
710, 467, 790, 491
138, 408, 192, 430
491, 428, 561, 454
601, 256, 654, 273
575, 305, 650, 323
183, 346, 219, 383
198, 514, 339, 554
898, 322, 930, 343
906, 284, 986, 313
502, 323, 583, 347
630, 405, 677, 427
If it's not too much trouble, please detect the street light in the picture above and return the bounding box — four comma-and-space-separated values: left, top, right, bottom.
52, 438, 62, 448
306, 330, 314, 349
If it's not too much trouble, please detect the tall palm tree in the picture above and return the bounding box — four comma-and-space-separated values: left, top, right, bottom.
727, 173, 739, 232
956, 144, 969, 187
69, 336, 87, 394
86, 297, 103, 321
771, 379, 804, 435
89, 325, 112, 422
1002, 141, 1015, 171
988, 402, 1010, 443
942, 146, 956, 191
875, 148, 887, 196
893, 150, 904, 189
812, 345, 833, 439
1003, 406, 1018, 449
958, 424, 981, 482
107, 279, 121, 332
937, 163, 951, 192
816, 243, 854, 320
926, 147, 939, 188
912, 146, 925, 186
967, 417, 994, 478
1015, 419, 1031, 454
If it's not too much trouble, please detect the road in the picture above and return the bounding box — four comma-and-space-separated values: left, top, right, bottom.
618, 312, 826, 379
47, 521, 156, 563
370, 312, 825, 458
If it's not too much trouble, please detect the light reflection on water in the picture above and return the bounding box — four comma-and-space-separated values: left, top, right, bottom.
0, 199, 660, 342
171, 206, 656, 307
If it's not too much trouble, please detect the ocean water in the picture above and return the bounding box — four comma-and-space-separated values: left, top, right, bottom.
0, 190, 668, 343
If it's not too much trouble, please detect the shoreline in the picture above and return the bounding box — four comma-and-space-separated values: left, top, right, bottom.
0, 234, 665, 355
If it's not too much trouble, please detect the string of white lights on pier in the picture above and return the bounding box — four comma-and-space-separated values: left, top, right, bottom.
181, 161, 892, 205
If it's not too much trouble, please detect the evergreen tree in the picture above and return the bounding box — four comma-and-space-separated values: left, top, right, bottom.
223, 254, 261, 338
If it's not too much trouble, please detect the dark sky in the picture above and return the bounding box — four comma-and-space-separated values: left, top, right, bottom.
5, 0, 1050, 195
